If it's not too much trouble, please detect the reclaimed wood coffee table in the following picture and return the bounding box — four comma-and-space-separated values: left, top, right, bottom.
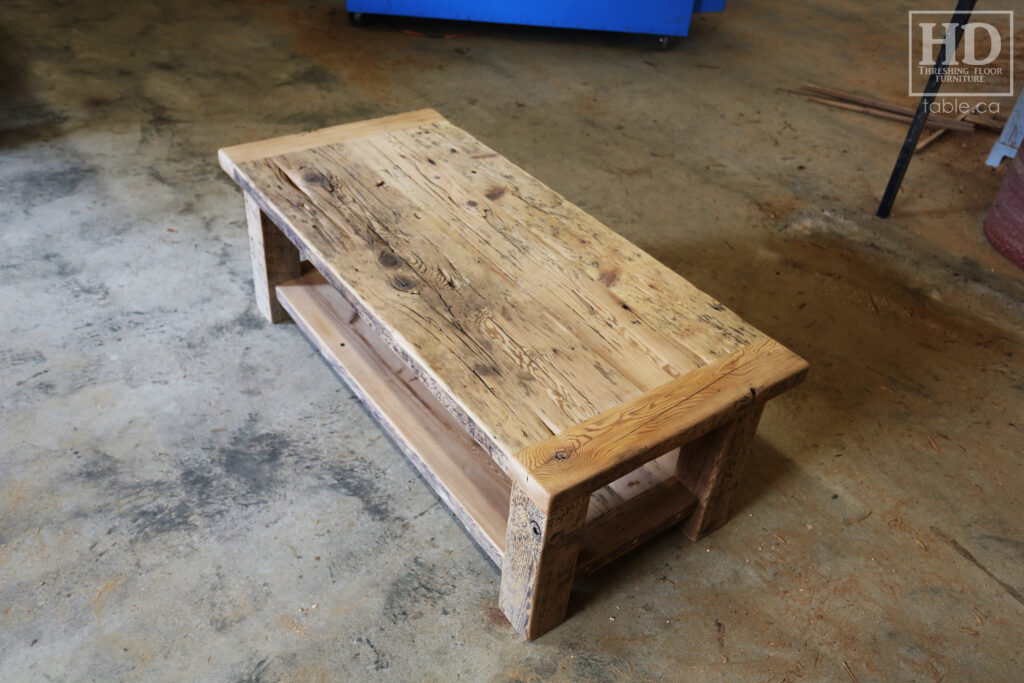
219, 110, 807, 640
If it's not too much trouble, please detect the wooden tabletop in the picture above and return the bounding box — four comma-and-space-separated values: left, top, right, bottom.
220, 110, 791, 472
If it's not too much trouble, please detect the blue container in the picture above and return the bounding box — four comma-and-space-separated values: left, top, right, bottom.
346, 0, 726, 39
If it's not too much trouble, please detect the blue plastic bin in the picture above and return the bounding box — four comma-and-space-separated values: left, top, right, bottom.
346, 0, 726, 41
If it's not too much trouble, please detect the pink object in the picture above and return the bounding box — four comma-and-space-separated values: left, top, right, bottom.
984, 150, 1024, 270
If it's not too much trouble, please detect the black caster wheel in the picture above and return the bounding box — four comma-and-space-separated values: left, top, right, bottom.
655, 35, 674, 50
348, 12, 371, 27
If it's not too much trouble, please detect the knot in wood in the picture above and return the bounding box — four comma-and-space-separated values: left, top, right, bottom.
302, 170, 326, 186
530, 520, 542, 539
389, 274, 415, 292
553, 450, 570, 461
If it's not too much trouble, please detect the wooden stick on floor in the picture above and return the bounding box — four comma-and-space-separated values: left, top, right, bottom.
916, 105, 977, 152
802, 95, 974, 132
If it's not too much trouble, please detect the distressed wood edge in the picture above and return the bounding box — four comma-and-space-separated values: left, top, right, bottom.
499, 485, 589, 640
231, 173, 517, 476
509, 339, 808, 512
218, 108, 446, 171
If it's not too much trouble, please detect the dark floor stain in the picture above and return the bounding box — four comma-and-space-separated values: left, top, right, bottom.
31, 381, 56, 395
571, 652, 631, 683
354, 637, 391, 671
7, 165, 93, 209
74, 453, 193, 540
77, 452, 119, 481
179, 468, 216, 511
233, 307, 266, 331
82, 95, 112, 109
235, 657, 272, 683
931, 526, 1024, 607
382, 556, 455, 624
978, 535, 1024, 560
217, 427, 293, 493
324, 457, 394, 522
0, 103, 67, 147
208, 306, 267, 338
71, 418, 302, 542
39, 251, 109, 298
130, 500, 195, 540
2, 349, 46, 367
275, 64, 336, 88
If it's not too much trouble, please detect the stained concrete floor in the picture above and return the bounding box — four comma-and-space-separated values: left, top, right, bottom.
2, 0, 1024, 680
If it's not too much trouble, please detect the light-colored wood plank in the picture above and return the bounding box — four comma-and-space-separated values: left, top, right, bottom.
219, 108, 445, 168
576, 478, 698, 577
276, 269, 511, 564
499, 485, 588, 640
347, 133, 707, 383
586, 449, 679, 521
511, 338, 808, 511
268, 144, 643, 432
606, 448, 679, 503
393, 122, 762, 366
586, 484, 626, 522
245, 192, 300, 323
677, 403, 764, 541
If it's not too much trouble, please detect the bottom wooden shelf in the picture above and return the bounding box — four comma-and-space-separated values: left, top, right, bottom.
276, 269, 699, 574
277, 269, 511, 564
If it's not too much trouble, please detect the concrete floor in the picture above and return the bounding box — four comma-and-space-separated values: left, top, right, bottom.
2, 0, 1023, 680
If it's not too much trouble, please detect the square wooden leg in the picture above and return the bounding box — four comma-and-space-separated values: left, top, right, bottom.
499, 485, 588, 640
245, 193, 300, 323
676, 404, 764, 541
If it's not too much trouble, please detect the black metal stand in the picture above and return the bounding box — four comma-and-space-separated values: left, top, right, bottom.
876, 0, 977, 218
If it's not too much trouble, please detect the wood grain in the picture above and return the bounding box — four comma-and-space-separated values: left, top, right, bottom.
245, 192, 300, 323
219, 114, 794, 483
219, 109, 445, 167
511, 338, 807, 511
677, 403, 764, 541
276, 269, 511, 564
499, 485, 588, 640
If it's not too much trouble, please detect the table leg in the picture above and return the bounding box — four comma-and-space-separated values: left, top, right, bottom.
499, 485, 588, 640
245, 192, 300, 323
676, 403, 764, 541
